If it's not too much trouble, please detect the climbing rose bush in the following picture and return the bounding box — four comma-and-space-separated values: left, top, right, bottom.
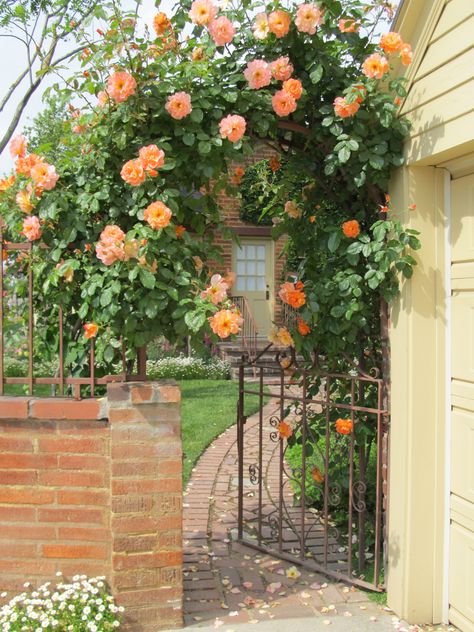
0, 0, 419, 369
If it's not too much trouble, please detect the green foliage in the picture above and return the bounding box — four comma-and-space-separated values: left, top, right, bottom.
0, 0, 419, 378
239, 160, 279, 225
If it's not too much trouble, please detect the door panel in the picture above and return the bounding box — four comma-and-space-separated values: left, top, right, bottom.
449, 171, 474, 631
233, 240, 273, 336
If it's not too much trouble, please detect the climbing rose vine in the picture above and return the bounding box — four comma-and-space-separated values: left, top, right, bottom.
0, 0, 419, 371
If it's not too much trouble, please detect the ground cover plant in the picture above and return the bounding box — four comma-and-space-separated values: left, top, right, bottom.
180, 379, 266, 485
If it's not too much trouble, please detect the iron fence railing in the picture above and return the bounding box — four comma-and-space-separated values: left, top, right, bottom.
0, 235, 145, 399
231, 295, 258, 359
237, 346, 388, 591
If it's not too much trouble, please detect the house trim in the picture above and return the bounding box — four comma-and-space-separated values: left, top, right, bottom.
229, 226, 273, 237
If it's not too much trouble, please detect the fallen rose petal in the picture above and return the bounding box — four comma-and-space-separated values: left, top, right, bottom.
242, 581, 253, 589
230, 587, 241, 594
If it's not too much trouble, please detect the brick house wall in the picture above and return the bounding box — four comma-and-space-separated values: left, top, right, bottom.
211, 143, 288, 328
0, 382, 183, 632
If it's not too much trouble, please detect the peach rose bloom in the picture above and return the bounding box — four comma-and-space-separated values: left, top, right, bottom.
311, 466, 325, 483
139, 144, 165, 176
285, 200, 301, 218
84, 323, 99, 339
165, 92, 192, 119
189, 0, 217, 26
144, 201, 172, 230
400, 43, 413, 66
277, 326, 294, 347
219, 114, 246, 143
201, 273, 229, 305
209, 309, 243, 338
271, 56, 294, 81
269, 155, 281, 172
100, 224, 125, 246
15, 153, 43, 177
97, 90, 109, 107
96, 241, 125, 266
282, 78, 303, 100
9, 134, 28, 159
362, 53, 389, 79
295, 3, 324, 35
175, 225, 186, 238
338, 18, 358, 33
244, 59, 272, 89
153, 12, 170, 36
351, 83, 367, 103
268, 10, 291, 38
379, 31, 403, 54
21, 215, 42, 241
0, 175, 15, 192
342, 219, 360, 238
16, 188, 34, 213
31, 162, 59, 190
252, 13, 269, 40
192, 46, 205, 61
107, 71, 137, 103
272, 90, 297, 117
334, 96, 360, 118
231, 166, 245, 185
208, 16, 235, 46
121, 158, 146, 186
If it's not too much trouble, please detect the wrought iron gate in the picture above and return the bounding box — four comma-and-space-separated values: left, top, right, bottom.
237, 347, 388, 592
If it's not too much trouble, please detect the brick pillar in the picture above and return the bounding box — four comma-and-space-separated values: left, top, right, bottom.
107, 381, 183, 631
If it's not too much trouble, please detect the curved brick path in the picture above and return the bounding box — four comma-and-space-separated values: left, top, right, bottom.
182, 394, 394, 628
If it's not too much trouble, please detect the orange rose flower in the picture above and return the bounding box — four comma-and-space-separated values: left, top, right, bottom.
144, 201, 172, 230
175, 225, 186, 238
15, 153, 43, 178
153, 12, 171, 36
282, 78, 303, 101
21, 215, 42, 241
209, 309, 243, 339
278, 421, 293, 439
362, 53, 389, 80
0, 175, 15, 191
297, 318, 311, 336
9, 134, 28, 159
335, 418, 353, 435
231, 166, 245, 185
2, 250, 8, 262
342, 220, 360, 238
121, 159, 146, 187
309, 215, 316, 223
268, 10, 291, 38
400, 43, 413, 66
279, 281, 306, 309
351, 84, 367, 104
269, 156, 281, 172
107, 71, 137, 103
379, 31, 403, 55
16, 188, 34, 213
311, 466, 325, 483
84, 323, 99, 339
138, 144, 165, 176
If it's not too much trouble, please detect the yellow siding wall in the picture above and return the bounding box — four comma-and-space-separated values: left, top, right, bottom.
388, 0, 474, 625
399, 0, 474, 165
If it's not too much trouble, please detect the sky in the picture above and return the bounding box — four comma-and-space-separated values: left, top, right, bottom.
0, 0, 175, 174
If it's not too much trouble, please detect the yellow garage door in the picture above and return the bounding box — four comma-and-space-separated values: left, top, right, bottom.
450, 171, 474, 632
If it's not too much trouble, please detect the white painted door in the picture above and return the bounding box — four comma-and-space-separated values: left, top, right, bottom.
449, 171, 474, 632
233, 239, 273, 336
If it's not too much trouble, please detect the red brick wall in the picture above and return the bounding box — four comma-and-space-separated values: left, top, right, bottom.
0, 381, 183, 632
212, 142, 288, 326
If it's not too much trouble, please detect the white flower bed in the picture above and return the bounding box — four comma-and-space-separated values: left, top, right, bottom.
147, 355, 230, 380
0, 574, 123, 631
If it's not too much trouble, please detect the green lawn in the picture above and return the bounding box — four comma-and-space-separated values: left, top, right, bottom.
179, 379, 266, 486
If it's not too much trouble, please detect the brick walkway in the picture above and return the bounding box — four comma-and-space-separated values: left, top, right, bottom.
183, 394, 396, 629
